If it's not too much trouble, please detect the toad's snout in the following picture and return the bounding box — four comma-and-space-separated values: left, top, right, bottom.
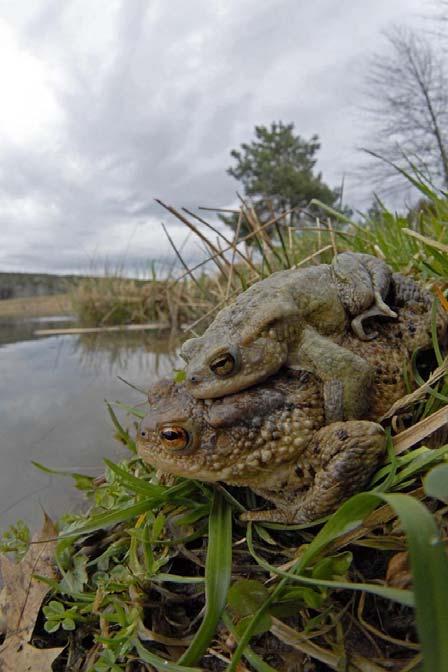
138, 415, 156, 441
139, 426, 149, 440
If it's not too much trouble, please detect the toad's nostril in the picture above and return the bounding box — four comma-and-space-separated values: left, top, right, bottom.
140, 429, 148, 438
189, 374, 201, 384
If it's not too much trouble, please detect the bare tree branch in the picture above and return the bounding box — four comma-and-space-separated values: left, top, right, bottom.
360, 25, 448, 192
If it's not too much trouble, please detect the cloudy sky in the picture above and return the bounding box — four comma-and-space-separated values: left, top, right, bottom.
0, 0, 438, 274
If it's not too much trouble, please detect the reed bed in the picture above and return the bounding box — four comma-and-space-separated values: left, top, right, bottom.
70, 274, 214, 330
0, 293, 71, 318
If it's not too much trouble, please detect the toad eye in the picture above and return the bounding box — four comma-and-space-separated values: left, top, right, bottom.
209, 348, 239, 377
159, 426, 190, 451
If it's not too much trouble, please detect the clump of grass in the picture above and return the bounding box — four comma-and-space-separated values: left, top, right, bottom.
310, 174, 448, 283
157, 180, 448, 343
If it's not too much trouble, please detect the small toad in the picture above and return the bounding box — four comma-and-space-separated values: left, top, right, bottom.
137, 371, 385, 524
180, 252, 428, 421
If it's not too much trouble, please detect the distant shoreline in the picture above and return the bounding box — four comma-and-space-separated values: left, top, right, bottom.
0, 271, 78, 301
0, 270, 150, 302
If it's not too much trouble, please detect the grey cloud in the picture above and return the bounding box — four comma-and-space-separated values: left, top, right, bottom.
0, 0, 435, 273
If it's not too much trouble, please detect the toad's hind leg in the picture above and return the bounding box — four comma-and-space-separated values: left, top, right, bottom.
332, 252, 397, 340
241, 421, 386, 524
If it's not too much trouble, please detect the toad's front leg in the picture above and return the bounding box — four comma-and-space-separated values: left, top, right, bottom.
288, 421, 386, 523
294, 326, 375, 421
241, 420, 386, 524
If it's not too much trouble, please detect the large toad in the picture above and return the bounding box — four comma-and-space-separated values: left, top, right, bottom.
138, 301, 446, 523
180, 252, 430, 421
137, 370, 386, 524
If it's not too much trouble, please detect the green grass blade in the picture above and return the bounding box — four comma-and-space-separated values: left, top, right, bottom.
134, 640, 201, 672
222, 611, 279, 672
245, 525, 413, 607
226, 494, 381, 671
380, 493, 448, 672
60, 480, 198, 539
423, 463, 448, 503
179, 489, 232, 666
105, 401, 137, 452
430, 300, 444, 367
370, 432, 398, 492
103, 459, 165, 497
60, 499, 156, 538
362, 150, 438, 200
308, 198, 364, 229
391, 445, 448, 488
31, 460, 94, 484
108, 400, 146, 419
152, 574, 205, 584
294, 493, 380, 569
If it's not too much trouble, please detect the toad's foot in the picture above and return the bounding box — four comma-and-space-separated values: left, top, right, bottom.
351, 291, 397, 341
374, 290, 398, 319
241, 421, 386, 524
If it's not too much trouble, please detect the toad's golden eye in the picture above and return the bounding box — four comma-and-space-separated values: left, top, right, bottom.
209, 352, 236, 377
159, 426, 190, 451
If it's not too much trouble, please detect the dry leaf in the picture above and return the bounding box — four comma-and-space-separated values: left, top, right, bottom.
386, 551, 412, 590
0, 514, 65, 671
0, 638, 65, 672
0, 586, 7, 636
433, 284, 448, 312
393, 404, 448, 455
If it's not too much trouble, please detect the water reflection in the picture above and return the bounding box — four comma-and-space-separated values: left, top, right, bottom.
74, 330, 178, 375
0, 315, 76, 346
0, 319, 180, 532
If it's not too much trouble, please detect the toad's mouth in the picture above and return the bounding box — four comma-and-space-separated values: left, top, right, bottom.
137, 439, 280, 485
136, 443, 231, 482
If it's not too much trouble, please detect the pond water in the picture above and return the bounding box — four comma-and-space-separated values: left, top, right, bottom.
0, 317, 180, 533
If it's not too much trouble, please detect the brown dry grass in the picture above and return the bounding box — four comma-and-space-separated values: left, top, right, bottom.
0, 293, 72, 318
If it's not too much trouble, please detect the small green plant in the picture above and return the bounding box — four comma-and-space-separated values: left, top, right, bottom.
43, 600, 79, 633
0, 520, 31, 560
